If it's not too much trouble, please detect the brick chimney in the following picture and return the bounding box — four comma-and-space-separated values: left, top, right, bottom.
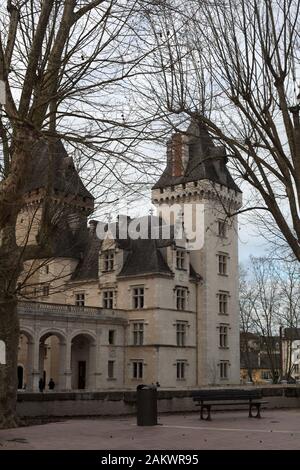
167, 133, 189, 177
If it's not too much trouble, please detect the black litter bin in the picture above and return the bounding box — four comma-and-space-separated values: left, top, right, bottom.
136, 384, 158, 426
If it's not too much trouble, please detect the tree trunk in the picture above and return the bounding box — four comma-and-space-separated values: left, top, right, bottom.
0, 130, 35, 428
0, 298, 19, 428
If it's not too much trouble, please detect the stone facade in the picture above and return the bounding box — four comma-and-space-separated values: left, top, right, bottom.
17, 122, 242, 391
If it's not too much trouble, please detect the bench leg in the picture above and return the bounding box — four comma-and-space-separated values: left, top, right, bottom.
249, 403, 261, 419
200, 405, 212, 421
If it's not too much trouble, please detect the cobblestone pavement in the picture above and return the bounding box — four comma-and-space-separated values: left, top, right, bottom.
0, 409, 300, 450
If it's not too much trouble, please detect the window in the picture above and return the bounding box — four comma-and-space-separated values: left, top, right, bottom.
176, 361, 186, 379
218, 254, 228, 275
133, 323, 144, 345
261, 370, 271, 380
42, 284, 50, 297
103, 290, 114, 309
218, 220, 227, 238
75, 292, 85, 306
176, 288, 186, 310
176, 322, 186, 347
220, 361, 229, 379
132, 287, 144, 309
218, 292, 228, 315
294, 364, 299, 374
104, 251, 114, 271
219, 325, 228, 348
176, 250, 185, 269
132, 361, 143, 379
108, 361, 115, 379
108, 330, 115, 345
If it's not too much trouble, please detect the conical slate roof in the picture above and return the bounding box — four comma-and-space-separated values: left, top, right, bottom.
24, 139, 94, 201
153, 122, 241, 192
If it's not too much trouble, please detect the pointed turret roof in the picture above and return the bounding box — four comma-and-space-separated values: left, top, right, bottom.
23, 139, 94, 201
152, 121, 241, 192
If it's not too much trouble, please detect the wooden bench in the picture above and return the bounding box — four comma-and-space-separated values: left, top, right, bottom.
192, 389, 268, 421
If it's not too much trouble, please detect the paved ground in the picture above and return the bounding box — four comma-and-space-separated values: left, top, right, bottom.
0, 409, 300, 450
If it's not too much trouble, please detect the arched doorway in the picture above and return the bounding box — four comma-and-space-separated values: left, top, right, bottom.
39, 332, 66, 391
71, 334, 96, 390
17, 365, 24, 389
18, 331, 34, 390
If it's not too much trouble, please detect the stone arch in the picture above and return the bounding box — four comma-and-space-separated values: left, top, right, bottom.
38, 329, 67, 391
18, 329, 36, 390
70, 331, 97, 390
19, 327, 34, 342
38, 328, 67, 344
69, 330, 96, 344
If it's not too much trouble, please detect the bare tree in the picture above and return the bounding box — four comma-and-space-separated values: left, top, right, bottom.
140, 0, 300, 260
240, 256, 300, 382
0, 0, 165, 428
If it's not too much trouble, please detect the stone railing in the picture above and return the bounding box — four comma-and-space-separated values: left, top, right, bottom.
18, 301, 127, 322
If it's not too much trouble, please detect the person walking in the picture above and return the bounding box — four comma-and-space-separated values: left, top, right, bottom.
38, 377, 45, 392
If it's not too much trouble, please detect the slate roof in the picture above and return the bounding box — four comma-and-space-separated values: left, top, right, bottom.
70, 216, 200, 281
70, 231, 101, 281
24, 215, 91, 261
118, 238, 172, 277
153, 121, 241, 192
24, 139, 94, 201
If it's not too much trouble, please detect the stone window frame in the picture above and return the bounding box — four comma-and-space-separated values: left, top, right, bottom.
217, 291, 230, 315
175, 286, 188, 311
219, 360, 230, 380
107, 360, 115, 379
176, 248, 186, 270
219, 324, 229, 349
108, 329, 115, 345
175, 321, 188, 347
103, 289, 114, 309
103, 250, 115, 272
132, 321, 145, 346
131, 285, 145, 309
175, 360, 187, 380
131, 360, 144, 379
75, 291, 85, 306
217, 252, 229, 276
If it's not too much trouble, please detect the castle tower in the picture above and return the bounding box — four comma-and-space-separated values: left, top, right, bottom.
16, 139, 95, 302
152, 121, 242, 385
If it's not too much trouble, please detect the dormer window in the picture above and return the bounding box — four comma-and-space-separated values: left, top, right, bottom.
104, 251, 114, 272
176, 249, 185, 269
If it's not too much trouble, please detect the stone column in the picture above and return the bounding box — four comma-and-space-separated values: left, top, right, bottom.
88, 342, 97, 390
25, 339, 34, 391
32, 339, 41, 392
61, 339, 72, 391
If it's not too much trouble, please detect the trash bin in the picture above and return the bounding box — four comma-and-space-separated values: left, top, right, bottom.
136, 384, 158, 426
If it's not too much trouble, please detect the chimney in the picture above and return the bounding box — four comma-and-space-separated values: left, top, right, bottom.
167, 133, 189, 177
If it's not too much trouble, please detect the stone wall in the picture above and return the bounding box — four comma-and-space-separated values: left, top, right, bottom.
17, 385, 300, 418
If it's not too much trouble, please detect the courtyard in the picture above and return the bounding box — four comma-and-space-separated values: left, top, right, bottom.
0, 409, 300, 450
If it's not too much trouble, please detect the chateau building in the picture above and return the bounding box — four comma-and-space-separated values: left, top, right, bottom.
17, 122, 242, 392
